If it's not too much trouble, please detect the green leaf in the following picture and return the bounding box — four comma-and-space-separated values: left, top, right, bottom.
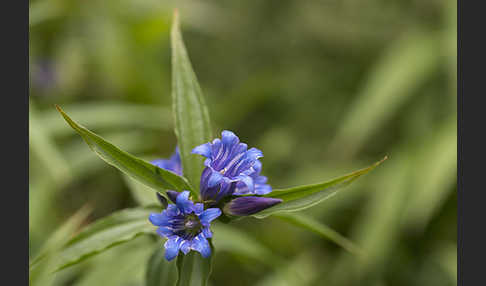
175, 250, 213, 286
275, 213, 363, 256
253, 157, 387, 218
171, 10, 212, 198
328, 32, 441, 158
211, 224, 283, 268
30, 205, 92, 286
176, 253, 194, 286
200, 239, 213, 286
41, 102, 172, 138
52, 206, 161, 272
56, 105, 194, 195
123, 173, 161, 206
146, 246, 177, 286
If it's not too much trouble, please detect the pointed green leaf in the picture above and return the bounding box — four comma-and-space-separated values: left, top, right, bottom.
253, 157, 387, 218
52, 206, 161, 272
56, 105, 194, 195
275, 213, 363, 256
171, 10, 212, 198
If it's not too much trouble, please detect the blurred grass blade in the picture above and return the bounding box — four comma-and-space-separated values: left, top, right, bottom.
253, 157, 387, 218
41, 102, 172, 138
75, 236, 156, 286
56, 105, 194, 195
211, 224, 283, 268
329, 32, 441, 158
30, 102, 72, 184
171, 10, 212, 198
146, 247, 177, 286
275, 213, 363, 256
52, 206, 161, 272
30, 205, 92, 286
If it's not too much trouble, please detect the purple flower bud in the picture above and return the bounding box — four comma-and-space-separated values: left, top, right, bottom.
166, 190, 179, 204
224, 196, 282, 216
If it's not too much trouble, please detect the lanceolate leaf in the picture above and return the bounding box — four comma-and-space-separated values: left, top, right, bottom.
253, 157, 387, 218
275, 213, 363, 256
171, 10, 212, 198
56, 105, 193, 196
53, 206, 161, 272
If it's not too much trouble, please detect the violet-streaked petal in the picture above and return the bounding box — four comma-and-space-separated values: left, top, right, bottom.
207, 171, 224, 187
235, 175, 254, 193
192, 143, 212, 158
225, 196, 282, 216
149, 212, 169, 226
156, 227, 173, 238
199, 208, 222, 226
191, 234, 211, 258
202, 227, 212, 238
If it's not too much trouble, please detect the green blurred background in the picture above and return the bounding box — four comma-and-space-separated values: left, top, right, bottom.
29, 0, 457, 285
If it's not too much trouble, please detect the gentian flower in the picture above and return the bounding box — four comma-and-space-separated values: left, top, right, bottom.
149, 191, 221, 261
192, 130, 272, 203
151, 147, 183, 204
151, 147, 182, 176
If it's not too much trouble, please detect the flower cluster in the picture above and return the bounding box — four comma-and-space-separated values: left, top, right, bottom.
149, 131, 282, 260
149, 191, 221, 261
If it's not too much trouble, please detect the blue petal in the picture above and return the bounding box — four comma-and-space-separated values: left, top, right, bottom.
199, 208, 222, 226
191, 234, 211, 258
207, 171, 224, 187
156, 227, 174, 238
176, 191, 194, 214
245, 147, 263, 161
194, 203, 204, 215
192, 143, 212, 158
180, 240, 191, 254
151, 148, 183, 176
215, 180, 236, 201
202, 226, 212, 238
255, 184, 272, 195
164, 237, 182, 261
221, 130, 239, 147
166, 205, 180, 216
235, 175, 254, 193
149, 212, 169, 226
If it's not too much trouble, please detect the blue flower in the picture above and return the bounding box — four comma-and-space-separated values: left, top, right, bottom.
151, 147, 182, 176
149, 191, 221, 261
192, 130, 272, 203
